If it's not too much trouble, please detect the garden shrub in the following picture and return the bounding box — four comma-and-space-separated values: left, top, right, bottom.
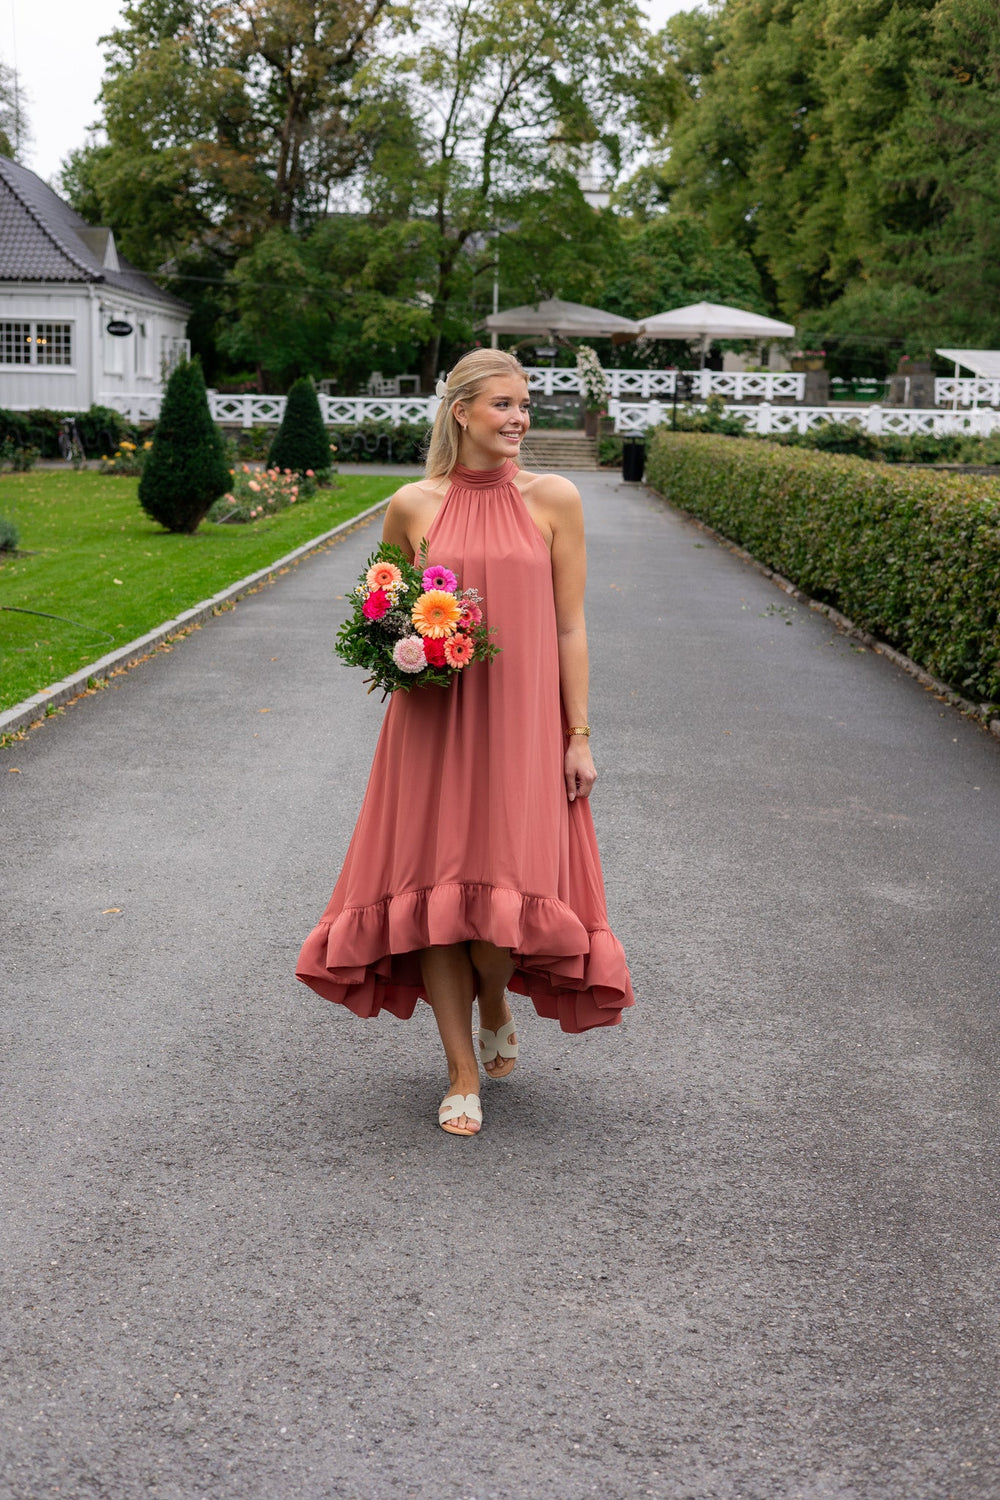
645, 430, 1000, 703
330, 420, 430, 465
0, 515, 19, 551
597, 435, 623, 467
138, 358, 230, 534
268, 377, 333, 475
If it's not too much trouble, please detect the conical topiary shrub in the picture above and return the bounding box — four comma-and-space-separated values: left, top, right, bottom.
138, 358, 230, 534
268, 376, 332, 475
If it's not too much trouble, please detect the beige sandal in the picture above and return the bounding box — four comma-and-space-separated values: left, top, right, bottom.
478, 1019, 518, 1078
438, 1092, 482, 1136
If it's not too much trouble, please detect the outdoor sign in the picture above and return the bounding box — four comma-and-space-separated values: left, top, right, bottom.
106, 320, 133, 337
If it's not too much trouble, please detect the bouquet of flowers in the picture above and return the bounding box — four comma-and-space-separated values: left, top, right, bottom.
335, 541, 499, 696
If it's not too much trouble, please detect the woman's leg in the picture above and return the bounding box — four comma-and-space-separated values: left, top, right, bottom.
470, 941, 517, 1077
421, 943, 481, 1132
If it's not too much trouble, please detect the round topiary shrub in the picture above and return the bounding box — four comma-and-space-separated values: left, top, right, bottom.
138, 359, 230, 534
268, 376, 332, 475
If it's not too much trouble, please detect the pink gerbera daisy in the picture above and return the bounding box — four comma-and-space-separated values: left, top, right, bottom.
459, 601, 482, 628
444, 632, 474, 668
422, 564, 458, 593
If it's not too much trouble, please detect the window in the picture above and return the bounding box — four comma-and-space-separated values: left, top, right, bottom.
0, 320, 72, 366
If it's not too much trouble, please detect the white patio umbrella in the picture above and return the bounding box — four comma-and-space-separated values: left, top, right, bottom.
638, 301, 796, 366
484, 297, 640, 339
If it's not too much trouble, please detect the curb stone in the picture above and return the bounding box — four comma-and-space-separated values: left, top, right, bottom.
646, 484, 1000, 743
0, 496, 390, 743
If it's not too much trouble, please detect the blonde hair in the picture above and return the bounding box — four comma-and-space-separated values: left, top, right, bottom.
424, 348, 529, 478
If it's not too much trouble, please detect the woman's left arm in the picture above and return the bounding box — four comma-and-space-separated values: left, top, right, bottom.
545, 478, 597, 803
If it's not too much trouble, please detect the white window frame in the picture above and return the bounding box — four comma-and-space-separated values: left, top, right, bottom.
0, 318, 74, 368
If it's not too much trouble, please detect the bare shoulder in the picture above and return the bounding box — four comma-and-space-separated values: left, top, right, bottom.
389, 477, 443, 512
517, 469, 582, 510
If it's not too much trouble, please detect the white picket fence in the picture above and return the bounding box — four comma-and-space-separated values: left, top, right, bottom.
609, 399, 1000, 437
101, 368, 807, 428
525, 367, 806, 401
101, 392, 437, 427
934, 377, 1000, 408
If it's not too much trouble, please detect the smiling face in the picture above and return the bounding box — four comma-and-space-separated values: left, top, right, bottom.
454, 375, 531, 466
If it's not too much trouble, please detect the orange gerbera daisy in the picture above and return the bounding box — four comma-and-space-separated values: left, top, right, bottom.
412, 589, 462, 638
444, 632, 474, 668
366, 560, 403, 590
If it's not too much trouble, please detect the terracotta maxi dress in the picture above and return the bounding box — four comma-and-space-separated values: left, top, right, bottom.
296, 459, 634, 1033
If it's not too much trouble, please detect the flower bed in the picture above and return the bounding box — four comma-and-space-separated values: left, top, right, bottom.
646, 429, 1000, 703
207, 464, 321, 523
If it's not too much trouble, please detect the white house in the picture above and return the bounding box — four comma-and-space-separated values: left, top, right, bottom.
0, 157, 190, 412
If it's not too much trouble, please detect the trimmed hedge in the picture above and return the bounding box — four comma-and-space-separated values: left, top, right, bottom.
0, 404, 128, 458
646, 430, 1000, 703
330, 420, 431, 465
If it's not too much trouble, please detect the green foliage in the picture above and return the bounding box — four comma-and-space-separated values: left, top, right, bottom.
1, 438, 38, 471
0, 515, 19, 551
330, 421, 431, 465
138, 359, 230, 533
219, 220, 437, 391
604, 212, 766, 322
99, 438, 154, 476
645, 0, 1000, 362
597, 435, 624, 467
267, 377, 334, 474
646, 430, 1000, 702
61, 0, 386, 269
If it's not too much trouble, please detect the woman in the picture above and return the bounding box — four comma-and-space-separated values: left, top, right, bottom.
297, 349, 633, 1136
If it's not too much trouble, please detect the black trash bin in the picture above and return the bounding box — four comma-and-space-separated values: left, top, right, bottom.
622, 436, 646, 482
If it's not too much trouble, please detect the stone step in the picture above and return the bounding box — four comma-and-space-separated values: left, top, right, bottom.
521, 431, 602, 470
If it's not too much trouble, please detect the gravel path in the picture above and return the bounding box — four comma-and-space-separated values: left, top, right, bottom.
2, 472, 998, 1500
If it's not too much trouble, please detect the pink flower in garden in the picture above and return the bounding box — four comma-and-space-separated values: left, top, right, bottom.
248, 480, 260, 492
444, 632, 473, 668
306, 469, 315, 477
422, 564, 458, 593
393, 635, 427, 674
362, 588, 390, 621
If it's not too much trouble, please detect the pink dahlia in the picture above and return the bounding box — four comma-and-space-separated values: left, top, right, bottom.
393, 635, 427, 674
362, 587, 390, 621
444, 632, 474, 668
422, 564, 458, 593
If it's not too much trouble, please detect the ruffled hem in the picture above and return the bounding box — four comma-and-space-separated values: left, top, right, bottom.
295, 881, 634, 1034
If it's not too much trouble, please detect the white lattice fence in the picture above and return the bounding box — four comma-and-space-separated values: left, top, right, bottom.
609, 400, 1000, 437
935, 378, 1000, 408
524, 368, 806, 401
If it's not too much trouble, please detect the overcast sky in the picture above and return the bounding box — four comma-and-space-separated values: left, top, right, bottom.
8, 0, 695, 184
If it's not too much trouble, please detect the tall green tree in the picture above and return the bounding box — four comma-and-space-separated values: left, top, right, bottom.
62, 0, 390, 269
358, 0, 652, 385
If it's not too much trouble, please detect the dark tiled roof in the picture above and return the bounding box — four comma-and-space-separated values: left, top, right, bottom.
0, 157, 189, 312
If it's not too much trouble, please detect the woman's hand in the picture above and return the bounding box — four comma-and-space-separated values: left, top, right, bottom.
565, 737, 597, 802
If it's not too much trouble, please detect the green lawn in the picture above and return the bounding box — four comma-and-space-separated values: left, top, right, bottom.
0, 470, 399, 711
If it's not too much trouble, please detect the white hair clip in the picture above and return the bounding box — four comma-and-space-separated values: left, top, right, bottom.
435, 376, 448, 399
